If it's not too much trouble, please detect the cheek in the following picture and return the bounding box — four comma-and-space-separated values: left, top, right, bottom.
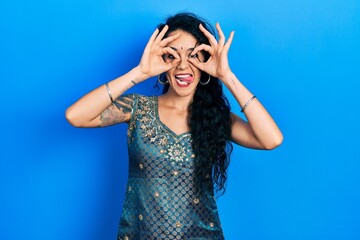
165, 70, 174, 83
166, 68, 174, 75
196, 70, 202, 78
193, 67, 202, 77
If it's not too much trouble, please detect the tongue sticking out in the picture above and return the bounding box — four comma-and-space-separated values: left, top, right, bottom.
175, 74, 194, 87
181, 75, 194, 83
176, 74, 194, 83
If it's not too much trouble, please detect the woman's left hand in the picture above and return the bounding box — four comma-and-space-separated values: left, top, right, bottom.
188, 23, 235, 81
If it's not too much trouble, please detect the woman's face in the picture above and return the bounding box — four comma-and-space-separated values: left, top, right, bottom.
163, 30, 205, 97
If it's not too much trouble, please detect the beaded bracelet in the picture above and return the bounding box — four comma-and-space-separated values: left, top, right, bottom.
241, 95, 256, 112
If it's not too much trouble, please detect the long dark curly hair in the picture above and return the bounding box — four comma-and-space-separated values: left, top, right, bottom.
157, 12, 233, 196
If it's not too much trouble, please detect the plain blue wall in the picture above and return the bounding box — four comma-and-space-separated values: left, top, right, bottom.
1, 0, 359, 239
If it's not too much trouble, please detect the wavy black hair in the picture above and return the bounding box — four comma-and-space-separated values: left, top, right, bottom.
157, 12, 233, 196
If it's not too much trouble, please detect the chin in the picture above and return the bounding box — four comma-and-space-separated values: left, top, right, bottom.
168, 85, 198, 98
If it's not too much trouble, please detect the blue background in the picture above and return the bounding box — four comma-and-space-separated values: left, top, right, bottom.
1, 0, 359, 239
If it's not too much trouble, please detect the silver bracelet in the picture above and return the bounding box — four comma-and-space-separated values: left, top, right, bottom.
241, 95, 256, 112
105, 82, 114, 103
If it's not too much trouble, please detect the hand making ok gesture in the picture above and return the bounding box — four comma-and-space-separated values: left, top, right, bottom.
137, 25, 181, 80
188, 23, 235, 82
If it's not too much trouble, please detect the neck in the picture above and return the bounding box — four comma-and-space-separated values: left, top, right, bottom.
160, 90, 194, 111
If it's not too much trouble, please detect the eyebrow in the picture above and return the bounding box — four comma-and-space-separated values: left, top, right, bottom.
170, 46, 195, 52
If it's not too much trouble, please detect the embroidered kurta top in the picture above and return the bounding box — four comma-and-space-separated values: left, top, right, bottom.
117, 94, 224, 240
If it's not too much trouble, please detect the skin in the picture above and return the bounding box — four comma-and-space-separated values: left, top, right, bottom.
65, 23, 283, 150
98, 95, 133, 127
157, 30, 204, 135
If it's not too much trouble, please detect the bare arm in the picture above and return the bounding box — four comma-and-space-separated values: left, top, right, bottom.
98, 94, 135, 127
65, 25, 181, 128
224, 73, 283, 150
189, 23, 283, 150
65, 67, 146, 128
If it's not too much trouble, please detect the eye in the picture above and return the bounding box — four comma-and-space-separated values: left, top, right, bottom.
189, 53, 198, 58
166, 54, 175, 60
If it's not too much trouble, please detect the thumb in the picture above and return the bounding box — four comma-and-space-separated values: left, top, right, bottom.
170, 58, 181, 68
188, 58, 205, 72
161, 58, 180, 73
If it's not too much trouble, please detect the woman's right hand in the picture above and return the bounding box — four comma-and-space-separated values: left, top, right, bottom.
137, 25, 180, 80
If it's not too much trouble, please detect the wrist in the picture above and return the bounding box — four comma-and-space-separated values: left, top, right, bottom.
220, 71, 236, 85
132, 66, 150, 82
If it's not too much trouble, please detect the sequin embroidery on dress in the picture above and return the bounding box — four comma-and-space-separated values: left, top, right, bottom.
117, 94, 225, 240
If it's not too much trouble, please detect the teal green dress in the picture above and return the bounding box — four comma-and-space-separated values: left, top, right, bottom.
117, 94, 225, 240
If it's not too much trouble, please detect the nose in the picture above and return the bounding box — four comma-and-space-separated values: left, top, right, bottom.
176, 56, 189, 70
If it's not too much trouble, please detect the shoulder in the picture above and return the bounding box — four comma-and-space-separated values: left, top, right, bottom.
132, 94, 157, 106
123, 94, 158, 115
115, 94, 152, 108
122, 93, 155, 101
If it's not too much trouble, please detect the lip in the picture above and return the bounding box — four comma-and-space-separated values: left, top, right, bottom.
174, 73, 194, 88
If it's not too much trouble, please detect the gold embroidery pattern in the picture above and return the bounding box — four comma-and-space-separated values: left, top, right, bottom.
129, 96, 192, 153
118, 95, 224, 240
127, 94, 137, 142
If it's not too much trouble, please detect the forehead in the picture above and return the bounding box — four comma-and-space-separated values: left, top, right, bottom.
167, 30, 198, 48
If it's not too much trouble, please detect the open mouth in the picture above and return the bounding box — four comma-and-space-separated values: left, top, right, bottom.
175, 74, 194, 87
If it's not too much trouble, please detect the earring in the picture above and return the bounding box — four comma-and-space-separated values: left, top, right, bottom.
158, 74, 169, 85
200, 75, 211, 86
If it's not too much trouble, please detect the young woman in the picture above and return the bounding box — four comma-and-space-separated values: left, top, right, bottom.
66, 12, 283, 240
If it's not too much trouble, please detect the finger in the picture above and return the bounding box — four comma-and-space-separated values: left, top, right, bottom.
159, 32, 180, 47
216, 23, 225, 46
162, 56, 180, 71
191, 44, 214, 56
169, 58, 181, 68
188, 57, 207, 72
154, 25, 169, 44
144, 28, 160, 51
199, 24, 218, 46
161, 47, 180, 59
223, 31, 235, 52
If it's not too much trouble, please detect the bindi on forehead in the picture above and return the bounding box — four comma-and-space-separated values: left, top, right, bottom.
170, 46, 195, 52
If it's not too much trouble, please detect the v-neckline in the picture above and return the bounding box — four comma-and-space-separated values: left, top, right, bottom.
155, 96, 191, 138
